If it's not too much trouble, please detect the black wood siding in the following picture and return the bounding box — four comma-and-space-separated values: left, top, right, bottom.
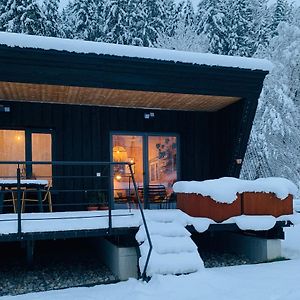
1, 100, 252, 209
0, 100, 245, 180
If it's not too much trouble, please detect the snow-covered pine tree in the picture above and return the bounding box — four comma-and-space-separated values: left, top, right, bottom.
42, 0, 63, 37
89, 0, 105, 41
241, 22, 300, 196
155, 0, 208, 53
103, 0, 128, 44
292, 7, 300, 27
196, 0, 229, 55
140, 0, 165, 47
1, 0, 46, 35
160, 0, 177, 37
63, 0, 104, 41
269, 0, 291, 37
0, 0, 8, 30
227, 0, 256, 57
182, 0, 195, 27
119, 0, 145, 45
252, 0, 271, 53
155, 18, 209, 52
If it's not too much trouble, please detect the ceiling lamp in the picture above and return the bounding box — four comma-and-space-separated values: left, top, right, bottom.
113, 146, 128, 162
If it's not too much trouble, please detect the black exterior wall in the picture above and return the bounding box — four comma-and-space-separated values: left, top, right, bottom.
0, 99, 244, 180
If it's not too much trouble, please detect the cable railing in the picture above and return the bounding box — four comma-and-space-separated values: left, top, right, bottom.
0, 161, 152, 280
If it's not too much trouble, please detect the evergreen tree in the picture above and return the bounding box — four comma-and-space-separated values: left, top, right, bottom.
292, 7, 300, 27
0, 0, 46, 35
196, 0, 229, 55
155, 18, 209, 52
0, 0, 8, 31
269, 0, 291, 37
241, 23, 300, 195
124, 0, 146, 45
252, 0, 271, 53
103, 0, 128, 44
42, 0, 63, 37
140, 0, 165, 46
182, 0, 195, 27
63, 0, 104, 41
161, 0, 177, 37
227, 0, 256, 57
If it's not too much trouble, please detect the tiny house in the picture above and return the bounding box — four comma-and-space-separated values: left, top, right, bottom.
0, 32, 271, 210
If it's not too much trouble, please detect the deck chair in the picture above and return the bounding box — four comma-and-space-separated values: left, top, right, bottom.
3, 189, 17, 213
21, 185, 52, 212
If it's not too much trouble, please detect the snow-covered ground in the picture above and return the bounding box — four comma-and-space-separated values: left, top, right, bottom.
1, 223, 300, 299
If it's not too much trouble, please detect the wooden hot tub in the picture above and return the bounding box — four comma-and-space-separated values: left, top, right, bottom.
176, 193, 242, 222
177, 192, 293, 222
242, 192, 293, 217
174, 178, 295, 223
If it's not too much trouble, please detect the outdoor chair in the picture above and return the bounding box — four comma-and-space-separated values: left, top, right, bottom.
21, 185, 53, 212
138, 185, 169, 209
3, 188, 17, 213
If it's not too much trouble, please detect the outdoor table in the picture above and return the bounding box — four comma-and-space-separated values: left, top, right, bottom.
0, 180, 49, 213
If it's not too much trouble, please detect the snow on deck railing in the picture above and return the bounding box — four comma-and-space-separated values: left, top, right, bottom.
0, 32, 273, 72
173, 177, 298, 204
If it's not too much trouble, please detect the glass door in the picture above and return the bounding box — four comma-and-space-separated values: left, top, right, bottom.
148, 135, 178, 196
112, 133, 179, 207
112, 135, 144, 202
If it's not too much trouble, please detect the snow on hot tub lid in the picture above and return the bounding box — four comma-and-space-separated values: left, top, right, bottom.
173, 177, 298, 204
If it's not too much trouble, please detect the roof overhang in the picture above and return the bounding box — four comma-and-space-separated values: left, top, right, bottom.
0, 33, 270, 112
0, 81, 241, 112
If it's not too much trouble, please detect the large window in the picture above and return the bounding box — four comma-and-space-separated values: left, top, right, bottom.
0, 130, 25, 178
0, 129, 52, 179
112, 133, 178, 204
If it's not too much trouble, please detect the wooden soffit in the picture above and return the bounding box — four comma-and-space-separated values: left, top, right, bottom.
0, 82, 241, 112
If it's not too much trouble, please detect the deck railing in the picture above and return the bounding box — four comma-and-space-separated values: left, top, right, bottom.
0, 161, 152, 280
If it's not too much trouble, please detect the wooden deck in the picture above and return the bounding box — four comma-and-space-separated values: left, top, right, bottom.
0, 209, 293, 243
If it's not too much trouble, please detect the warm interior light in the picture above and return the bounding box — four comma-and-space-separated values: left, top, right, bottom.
16, 135, 21, 141
115, 174, 122, 181
113, 146, 128, 162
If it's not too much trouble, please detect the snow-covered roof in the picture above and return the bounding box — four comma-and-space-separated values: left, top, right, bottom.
173, 177, 298, 204
0, 32, 273, 72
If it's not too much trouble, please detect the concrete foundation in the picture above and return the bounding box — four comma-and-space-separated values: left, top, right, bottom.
224, 232, 282, 262
95, 238, 138, 281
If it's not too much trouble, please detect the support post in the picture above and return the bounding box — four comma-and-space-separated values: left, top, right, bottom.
17, 164, 22, 238
26, 240, 35, 266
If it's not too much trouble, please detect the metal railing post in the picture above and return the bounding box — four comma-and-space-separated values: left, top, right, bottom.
128, 163, 152, 280
17, 164, 22, 238
108, 190, 112, 235
108, 165, 113, 235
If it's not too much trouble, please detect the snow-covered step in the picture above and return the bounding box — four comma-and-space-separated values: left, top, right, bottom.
140, 236, 198, 254
136, 221, 190, 242
136, 219, 204, 276
140, 250, 203, 277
